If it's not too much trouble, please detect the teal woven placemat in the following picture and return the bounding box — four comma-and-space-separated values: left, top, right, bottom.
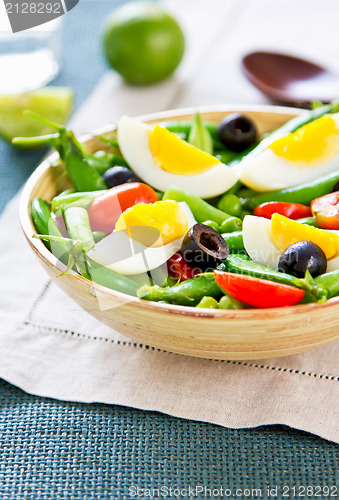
0, 2, 338, 498
0, 379, 338, 500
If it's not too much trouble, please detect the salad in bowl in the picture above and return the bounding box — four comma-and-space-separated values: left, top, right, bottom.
18, 104, 339, 359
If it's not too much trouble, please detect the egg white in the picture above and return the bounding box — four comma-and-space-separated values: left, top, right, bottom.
117, 116, 239, 199
239, 114, 339, 192
243, 216, 339, 273
242, 215, 281, 270
87, 202, 196, 275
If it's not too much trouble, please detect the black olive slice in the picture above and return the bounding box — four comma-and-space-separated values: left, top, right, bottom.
181, 223, 229, 271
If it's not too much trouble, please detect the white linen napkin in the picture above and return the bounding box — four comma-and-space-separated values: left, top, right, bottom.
0, 0, 338, 443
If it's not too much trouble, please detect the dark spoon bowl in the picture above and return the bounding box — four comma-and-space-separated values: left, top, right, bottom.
242, 51, 339, 107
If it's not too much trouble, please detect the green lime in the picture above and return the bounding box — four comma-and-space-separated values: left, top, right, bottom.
103, 2, 185, 85
0, 87, 73, 148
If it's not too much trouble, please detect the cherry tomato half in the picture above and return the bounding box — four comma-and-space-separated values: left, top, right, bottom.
167, 252, 199, 282
253, 201, 311, 220
311, 191, 339, 230
88, 182, 159, 234
213, 270, 305, 308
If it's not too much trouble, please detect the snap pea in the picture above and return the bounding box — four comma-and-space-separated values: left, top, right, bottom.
13, 112, 108, 192
51, 190, 106, 213
137, 275, 221, 306
57, 130, 109, 191
163, 186, 242, 229
31, 197, 72, 262
218, 254, 311, 291
247, 169, 339, 210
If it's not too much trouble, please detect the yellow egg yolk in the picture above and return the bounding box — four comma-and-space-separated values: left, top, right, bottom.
268, 115, 339, 166
115, 200, 188, 247
149, 124, 221, 175
271, 213, 339, 260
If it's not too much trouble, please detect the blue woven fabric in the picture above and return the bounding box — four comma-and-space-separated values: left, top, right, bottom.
0, 2, 338, 498
0, 379, 338, 499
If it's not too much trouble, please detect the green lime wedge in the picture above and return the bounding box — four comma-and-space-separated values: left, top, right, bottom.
0, 87, 73, 149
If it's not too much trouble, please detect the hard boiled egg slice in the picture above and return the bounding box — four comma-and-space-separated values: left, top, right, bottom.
117, 116, 238, 198
239, 114, 339, 191
87, 201, 196, 275
243, 214, 339, 271
242, 215, 281, 269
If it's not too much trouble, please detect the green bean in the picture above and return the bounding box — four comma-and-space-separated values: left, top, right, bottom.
63, 207, 95, 252
247, 170, 339, 209
163, 186, 242, 227
219, 217, 242, 233
202, 220, 220, 232
296, 216, 320, 228
196, 296, 219, 308
313, 270, 339, 299
31, 197, 71, 262
237, 187, 258, 199
63, 207, 95, 276
51, 190, 106, 213
92, 231, 107, 243
31, 197, 139, 296
215, 151, 238, 164
221, 231, 244, 252
58, 188, 76, 197
87, 259, 139, 297
188, 112, 213, 154
137, 275, 221, 306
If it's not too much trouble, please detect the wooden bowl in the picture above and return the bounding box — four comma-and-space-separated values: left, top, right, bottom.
20, 105, 339, 360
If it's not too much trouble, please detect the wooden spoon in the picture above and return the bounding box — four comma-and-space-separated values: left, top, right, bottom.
242, 51, 339, 107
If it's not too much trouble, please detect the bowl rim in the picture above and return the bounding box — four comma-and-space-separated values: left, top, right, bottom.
19, 103, 339, 319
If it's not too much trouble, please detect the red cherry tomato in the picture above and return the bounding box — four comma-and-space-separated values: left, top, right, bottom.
213, 270, 305, 308
253, 201, 311, 220
311, 191, 339, 229
167, 252, 199, 282
88, 182, 158, 233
